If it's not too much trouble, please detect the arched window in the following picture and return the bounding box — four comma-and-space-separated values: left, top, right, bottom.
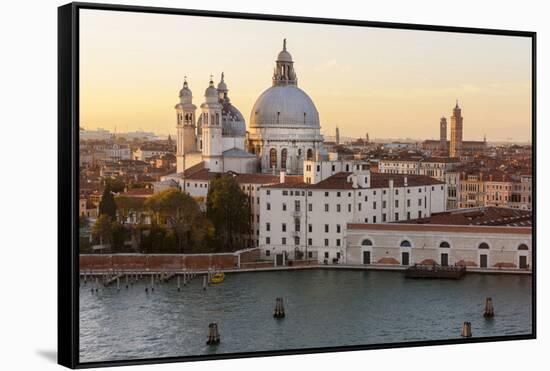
400, 240, 411, 247
306, 149, 313, 160
281, 149, 288, 170
478, 242, 490, 249
362, 239, 373, 246
269, 148, 277, 169
518, 244, 529, 251
439, 241, 450, 248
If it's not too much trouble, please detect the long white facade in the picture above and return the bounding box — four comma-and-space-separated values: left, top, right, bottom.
258, 170, 447, 263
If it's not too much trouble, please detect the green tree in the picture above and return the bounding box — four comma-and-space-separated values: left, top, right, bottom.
145, 189, 209, 253
104, 177, 126, 193
92, 214, 113, 247
206, 175, 250, 252
98, 185, 117, 218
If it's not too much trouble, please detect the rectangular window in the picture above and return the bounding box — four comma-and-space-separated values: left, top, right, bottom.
337, 204, 341, 212
373, 216, 377, 223
418, 199, 422, 206
295, 219, 300, 232
266, 250, 270, 256
266, 237, 271, 244
266, 222, 271, 231
308, 203, 313, 212
266, 190, 271, 195
407, 212, 410, 220
382, 200, 387, 208
308, 238, 312, 246
336, 239, 341, 247
337, 191, 341, 197
382, 213, 387, 222
348, 204, 352, 212
294, 237, 300, 245
267, 203, 271, 210
324, 239, 329, 246
407, 199, 410, 207
282, 190, 288, 196
282, 223, 286, 232
325, 192, 329, 197
336, 224, 341, 233
325, 224, 329, 233
364, 196, 368, 202
395, 200, 399, 207
358, 203, 362, 211
395, 212, 399, 221
325, 204, 329, 212
324, 252, 329, 258
282, 203, 287, 211
308, 224, 312, 233
373, 201, 377, 210
295, 200, 301, 212
418, 211, 422, 218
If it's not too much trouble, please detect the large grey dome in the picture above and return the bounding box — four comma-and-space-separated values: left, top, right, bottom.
250, 85, 320, 128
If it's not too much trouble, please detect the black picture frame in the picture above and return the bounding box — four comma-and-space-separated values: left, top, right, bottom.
58, 2, 537, 368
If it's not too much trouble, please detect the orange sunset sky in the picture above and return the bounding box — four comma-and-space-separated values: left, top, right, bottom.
79, 9, 532, 142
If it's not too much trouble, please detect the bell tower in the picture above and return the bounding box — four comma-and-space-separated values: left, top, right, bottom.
449, 100, 463, 158
175, 77, 197, 173
439, 116, 447, 152
200, 76, 223, 172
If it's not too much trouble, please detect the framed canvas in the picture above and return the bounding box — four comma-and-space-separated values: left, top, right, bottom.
58, 2, 536, 368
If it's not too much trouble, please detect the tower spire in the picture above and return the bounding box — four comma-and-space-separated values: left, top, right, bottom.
283, 38, 286, 51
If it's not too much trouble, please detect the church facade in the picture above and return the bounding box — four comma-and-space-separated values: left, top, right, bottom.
174, 40, 325, 176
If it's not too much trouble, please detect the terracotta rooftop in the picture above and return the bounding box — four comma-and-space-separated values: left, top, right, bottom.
397, 206, 532, 227
265, 172, 444, 190
119, 188, 154, 198
347, 222, 531, 235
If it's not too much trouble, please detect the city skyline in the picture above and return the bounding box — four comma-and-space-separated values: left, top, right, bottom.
80, 10, 532, 142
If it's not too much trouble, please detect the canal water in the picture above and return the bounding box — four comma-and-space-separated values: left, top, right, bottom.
79, 269, 532, 363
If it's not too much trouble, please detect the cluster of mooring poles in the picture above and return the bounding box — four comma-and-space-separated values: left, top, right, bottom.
460, 297, 495, 338
273, 297, 285, 318
206, 323, 220, 345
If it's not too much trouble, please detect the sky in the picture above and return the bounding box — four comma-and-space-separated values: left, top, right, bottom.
79, 9, 532, 142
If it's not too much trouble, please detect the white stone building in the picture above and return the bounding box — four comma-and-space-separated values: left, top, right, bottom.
258, 169, 447, 264
346, 221, 531, 271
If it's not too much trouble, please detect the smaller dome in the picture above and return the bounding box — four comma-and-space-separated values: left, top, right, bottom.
277, 50, 293, 62
205, 78, 217, 98
179, 80, 192, 98
217, 72, 228, 92
277, 39, 293, 62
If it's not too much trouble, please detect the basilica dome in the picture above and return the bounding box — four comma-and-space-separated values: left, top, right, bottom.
250, 85, 320, 128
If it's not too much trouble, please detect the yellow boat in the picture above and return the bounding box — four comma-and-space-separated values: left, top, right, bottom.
210, 272, 225, 284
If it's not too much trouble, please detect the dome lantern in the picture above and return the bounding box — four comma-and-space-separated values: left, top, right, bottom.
273, 39, 297, 86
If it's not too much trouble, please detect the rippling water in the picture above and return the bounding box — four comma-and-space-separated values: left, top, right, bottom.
79, 269, 532, 363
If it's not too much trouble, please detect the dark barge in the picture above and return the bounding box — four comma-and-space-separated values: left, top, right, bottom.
405, 263, 466, 279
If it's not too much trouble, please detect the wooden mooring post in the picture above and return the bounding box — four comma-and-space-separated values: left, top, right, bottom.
461, 321, 472, 337
202, 275, 207, 290
483, 297, 494, 318
206, 323, 220, 345
177, 275, 181, 291
273, 297, 285, 318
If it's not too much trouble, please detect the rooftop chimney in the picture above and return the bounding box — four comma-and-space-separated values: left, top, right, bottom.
280, 170, 286, 184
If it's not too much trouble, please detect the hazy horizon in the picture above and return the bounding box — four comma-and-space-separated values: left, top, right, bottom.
80, 9, 532, 142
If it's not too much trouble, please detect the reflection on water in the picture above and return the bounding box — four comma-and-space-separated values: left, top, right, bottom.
79, 269, 532, 363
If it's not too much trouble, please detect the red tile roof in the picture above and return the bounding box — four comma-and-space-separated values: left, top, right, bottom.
397, 207, 532, 227
347, 222, 531, 235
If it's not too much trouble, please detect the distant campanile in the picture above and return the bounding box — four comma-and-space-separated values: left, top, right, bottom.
439, 116, 447, 151
449, 100, 463, 158
335, 126, 340, 145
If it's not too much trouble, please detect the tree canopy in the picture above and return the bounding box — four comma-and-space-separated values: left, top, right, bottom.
206, 175, 250, 251
98, 185, 116, 218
